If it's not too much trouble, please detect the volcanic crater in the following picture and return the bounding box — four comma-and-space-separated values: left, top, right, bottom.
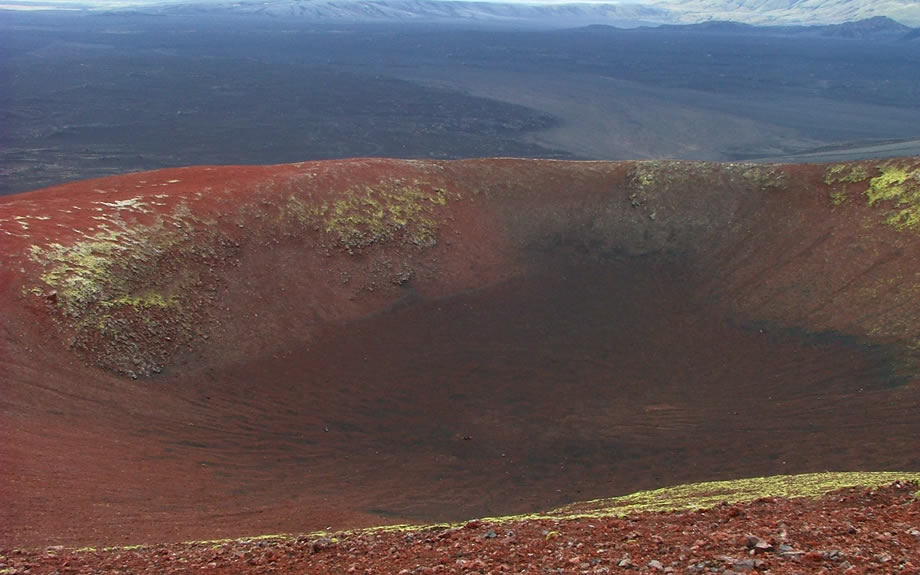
2, 157, 920, 548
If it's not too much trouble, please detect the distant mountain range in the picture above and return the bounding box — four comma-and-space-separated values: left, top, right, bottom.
154, 0, 672, 27
643, 0, 920, 27
3, 0, 920, 28
658, 15, 916, 39
148, 0, 920, 28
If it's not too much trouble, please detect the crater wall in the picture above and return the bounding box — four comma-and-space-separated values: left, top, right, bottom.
2, 157, 920, 547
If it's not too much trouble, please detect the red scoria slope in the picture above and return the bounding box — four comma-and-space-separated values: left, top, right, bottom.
2, 157, 920, 553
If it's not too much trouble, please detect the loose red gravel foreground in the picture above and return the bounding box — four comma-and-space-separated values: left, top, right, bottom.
3, 481, 919, 574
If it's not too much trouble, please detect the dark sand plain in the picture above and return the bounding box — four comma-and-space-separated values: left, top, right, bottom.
2, 13, 920, 195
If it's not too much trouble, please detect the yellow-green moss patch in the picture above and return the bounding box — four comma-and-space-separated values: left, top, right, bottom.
355, 472, 920, 535
737, 164, 786, 191
546, 470, 920, 519
824, 163, 871, 206
26, 209, 197, 321
286, 179, 451, 252
24, 201, 228, 377
104, 292, 177, 310
864, 160, 920, 230
67, 470, 920, 554
28, 232, 138, 318
825, 163, 870, 186
824, 160, 920, 228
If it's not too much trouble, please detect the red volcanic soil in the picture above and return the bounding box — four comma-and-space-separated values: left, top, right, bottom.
2, 157, 920, 555
4, 482, 920, 574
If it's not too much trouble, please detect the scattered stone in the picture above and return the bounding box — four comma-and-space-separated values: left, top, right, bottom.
744, 535, 773, 554
437, 527, 461, 540
777, 543, 806, 559
732, 558, 758, 572
803, 551, 825, 563
5, 477, 920, 574
310, 537, 335, 553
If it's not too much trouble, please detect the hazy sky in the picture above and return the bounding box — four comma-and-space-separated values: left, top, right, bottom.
3, 0, 636, 4
0, 0, 643, 5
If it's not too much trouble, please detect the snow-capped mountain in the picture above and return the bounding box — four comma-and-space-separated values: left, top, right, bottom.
643, 0, 920, 26
4, 0, 919, 27
156, 0, 920, 27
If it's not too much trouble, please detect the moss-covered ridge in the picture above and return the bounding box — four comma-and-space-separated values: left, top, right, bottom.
68, 471, 920, 553
544, 471, 920, 520
367, 471, 920, 534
